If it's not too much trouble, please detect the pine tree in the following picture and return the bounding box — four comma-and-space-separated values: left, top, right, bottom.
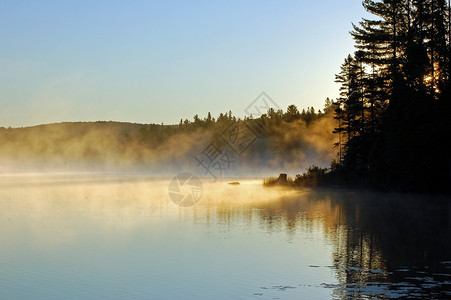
331, 0, 451, 191
284, 105, 301, 122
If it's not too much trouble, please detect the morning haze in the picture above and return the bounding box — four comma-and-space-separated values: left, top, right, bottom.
1, 1, 450, 299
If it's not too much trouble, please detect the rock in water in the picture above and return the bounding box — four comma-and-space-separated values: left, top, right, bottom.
276, 173, 288, 184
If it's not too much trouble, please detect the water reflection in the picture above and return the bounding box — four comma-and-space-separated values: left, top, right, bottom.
0, 175, 450, 299
321, 190, 451, 299
192, 184, 451, 298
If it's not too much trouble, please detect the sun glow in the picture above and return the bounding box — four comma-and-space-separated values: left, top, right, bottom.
423, 71, 441, 94
424, 75, 433, 83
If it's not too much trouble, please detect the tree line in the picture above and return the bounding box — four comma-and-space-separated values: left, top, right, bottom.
0, 103, 334, 173
175, 103, 331, 130
327, 0, 451, 192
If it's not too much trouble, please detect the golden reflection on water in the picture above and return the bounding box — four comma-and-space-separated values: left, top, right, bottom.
187, 182, 451, 298
1, 174, 450, 299
177, 177, 389, 291
0, 175, 386, 269
0, 175, 169, 250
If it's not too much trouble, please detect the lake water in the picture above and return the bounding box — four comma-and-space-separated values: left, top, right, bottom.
0, 174, 450, 299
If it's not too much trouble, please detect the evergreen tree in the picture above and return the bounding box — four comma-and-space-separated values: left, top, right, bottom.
284, 105, 301, 122
331, 0, 451, 191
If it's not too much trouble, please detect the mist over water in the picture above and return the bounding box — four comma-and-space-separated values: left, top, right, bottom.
0, 113, 337, 177
1, 174, 449, 299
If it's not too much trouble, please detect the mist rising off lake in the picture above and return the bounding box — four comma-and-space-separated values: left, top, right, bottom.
0, 174, 450, 299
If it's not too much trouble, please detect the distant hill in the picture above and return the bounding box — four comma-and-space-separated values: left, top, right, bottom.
0, 107, 336, 176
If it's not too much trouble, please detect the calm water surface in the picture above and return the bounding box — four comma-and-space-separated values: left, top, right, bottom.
0, 174, 450, 299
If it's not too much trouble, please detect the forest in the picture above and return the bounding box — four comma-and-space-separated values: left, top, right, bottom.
293, 0, 451, 193
0, 103, 336, 176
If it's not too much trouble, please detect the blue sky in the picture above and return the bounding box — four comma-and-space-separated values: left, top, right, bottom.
0, 0, 369, 127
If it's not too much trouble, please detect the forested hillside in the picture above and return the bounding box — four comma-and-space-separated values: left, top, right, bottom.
0, 104, 335, 175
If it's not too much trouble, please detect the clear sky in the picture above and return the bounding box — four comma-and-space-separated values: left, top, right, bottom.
0, 0, 369, 127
